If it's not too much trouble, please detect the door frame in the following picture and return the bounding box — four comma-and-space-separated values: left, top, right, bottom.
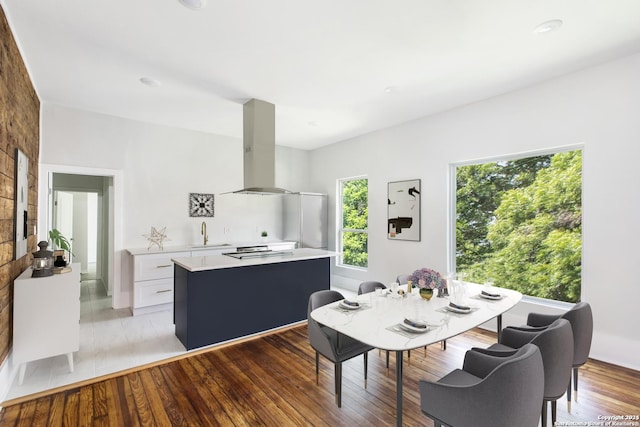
38, 164, 126, 309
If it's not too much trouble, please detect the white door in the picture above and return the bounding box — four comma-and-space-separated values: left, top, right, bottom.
53, 191, 74, 262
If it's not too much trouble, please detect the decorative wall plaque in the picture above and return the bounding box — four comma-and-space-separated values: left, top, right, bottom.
189, 193, 215, 217
14, 148, 28, 259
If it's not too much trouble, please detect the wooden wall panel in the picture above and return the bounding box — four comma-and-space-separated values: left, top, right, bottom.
0, 5, 40, 366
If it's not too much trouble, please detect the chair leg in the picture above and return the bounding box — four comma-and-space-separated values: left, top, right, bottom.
364, 352, 368, 381
552, 400, 557, 426
335, 362, 342, 407
315, 351, 320, 384
386, 350, 390, 369
541, 401, 548, 427
441, 339, 447, 350
573, 367, 579, 400
567, 377, 572, 402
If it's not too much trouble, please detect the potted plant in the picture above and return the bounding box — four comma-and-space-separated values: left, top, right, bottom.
261, 230, 268, 242
49, 229, 72, 266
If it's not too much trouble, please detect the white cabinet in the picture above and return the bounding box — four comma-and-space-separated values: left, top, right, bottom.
131, 250, 190, 316
13, 263, 81, 384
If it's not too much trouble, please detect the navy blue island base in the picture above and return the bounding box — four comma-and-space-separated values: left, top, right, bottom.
174, 257, 330, 350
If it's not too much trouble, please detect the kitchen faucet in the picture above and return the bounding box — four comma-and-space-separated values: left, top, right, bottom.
201, 221, 208, 246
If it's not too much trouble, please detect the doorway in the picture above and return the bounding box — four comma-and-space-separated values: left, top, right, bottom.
51, 174, 109, 294
53, 190, 100, 281
39, 164, 124, 309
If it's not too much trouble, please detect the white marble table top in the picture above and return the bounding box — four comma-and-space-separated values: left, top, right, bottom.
310, 283, 522, 352
172, 248, 338, 272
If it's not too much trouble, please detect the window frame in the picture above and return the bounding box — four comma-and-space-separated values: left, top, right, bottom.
448, 145, 583, 302
337, 175, 368, 270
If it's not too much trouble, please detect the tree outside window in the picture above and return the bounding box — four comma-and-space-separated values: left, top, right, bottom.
455, 150, 582, 302
339, 177, 368, 268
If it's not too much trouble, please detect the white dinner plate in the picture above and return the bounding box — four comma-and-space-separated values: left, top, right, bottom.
446, 305, 472, 314
339, 301, 360, 310
399, 322, 430, 333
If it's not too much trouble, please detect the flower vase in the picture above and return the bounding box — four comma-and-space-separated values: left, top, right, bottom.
419, 288, 433, 301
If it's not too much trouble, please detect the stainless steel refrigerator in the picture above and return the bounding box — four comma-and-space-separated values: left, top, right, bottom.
283, 193, 327, 249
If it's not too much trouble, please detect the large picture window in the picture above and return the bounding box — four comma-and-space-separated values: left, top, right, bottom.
454, 149, 582, 302
338, 176, 368, 268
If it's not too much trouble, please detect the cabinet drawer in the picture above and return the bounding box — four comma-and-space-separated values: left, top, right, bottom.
134, 251, 190, 281
134, 278, 174, 308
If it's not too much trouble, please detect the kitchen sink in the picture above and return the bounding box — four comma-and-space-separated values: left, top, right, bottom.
190, 243, 232, 249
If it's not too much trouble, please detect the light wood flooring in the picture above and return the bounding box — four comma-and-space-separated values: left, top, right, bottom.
1, 326, 638, 426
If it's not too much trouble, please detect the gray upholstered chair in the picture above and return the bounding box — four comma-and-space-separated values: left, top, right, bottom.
357, 281, 386, 294
357, 281, 390, 367
307, 290, 374, 407
419, 343, 544, 427
526, 302, 593, 403
482, 318, 573, 427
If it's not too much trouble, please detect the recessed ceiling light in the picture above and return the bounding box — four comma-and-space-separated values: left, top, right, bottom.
533, 19, 563, 34
308, 121, 319, 127
139, 77, 162, 87
384, 86, 398, 94
178, 0, 206, 10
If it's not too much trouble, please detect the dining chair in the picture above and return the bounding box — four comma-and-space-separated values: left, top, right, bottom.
419, 343, 544, 427
526, 302, 593, 404
476, 318, 573, 427
307, 290, 374, 407
357, 281, 390, 367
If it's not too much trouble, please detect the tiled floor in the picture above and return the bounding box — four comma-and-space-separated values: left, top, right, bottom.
6, 276, 186, 401
6, 272, 357, 402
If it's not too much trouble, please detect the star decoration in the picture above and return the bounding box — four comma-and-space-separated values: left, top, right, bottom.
143, 226, 169, 250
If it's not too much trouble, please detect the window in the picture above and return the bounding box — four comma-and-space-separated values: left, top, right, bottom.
454, 149, 582, 302
338, 177, 368, 268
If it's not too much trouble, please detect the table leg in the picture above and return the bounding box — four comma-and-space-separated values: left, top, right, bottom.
497, 314, 503, 343
396, 350, 403, 427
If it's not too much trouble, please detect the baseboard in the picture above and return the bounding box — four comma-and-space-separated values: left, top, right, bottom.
0, 350, 17, 408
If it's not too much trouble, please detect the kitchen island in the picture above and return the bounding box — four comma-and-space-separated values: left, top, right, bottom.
172, 248, 337, 350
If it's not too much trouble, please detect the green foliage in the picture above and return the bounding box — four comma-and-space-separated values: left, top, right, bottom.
49, 228, 72, 252
341, 178, 368, 267
457, 151, 582, 302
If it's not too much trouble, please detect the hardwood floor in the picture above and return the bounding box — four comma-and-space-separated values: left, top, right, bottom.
1, 325, 639, 426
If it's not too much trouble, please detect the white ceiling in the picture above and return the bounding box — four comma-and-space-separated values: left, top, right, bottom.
3, 0, 640, 150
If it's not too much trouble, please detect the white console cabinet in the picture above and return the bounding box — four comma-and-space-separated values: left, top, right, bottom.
13, 263, 81, 384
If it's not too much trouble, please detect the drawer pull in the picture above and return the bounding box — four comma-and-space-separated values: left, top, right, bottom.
156, 289, 172, 294
155, 264, 172, 268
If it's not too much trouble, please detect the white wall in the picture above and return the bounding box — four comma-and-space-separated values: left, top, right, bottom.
310, 52, 640, 370
39, 105, 310, 307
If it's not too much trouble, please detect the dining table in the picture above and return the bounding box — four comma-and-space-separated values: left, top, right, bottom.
309, 282, 522, 426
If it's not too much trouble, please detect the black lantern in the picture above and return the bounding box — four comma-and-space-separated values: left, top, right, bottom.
32, 241, 54, 277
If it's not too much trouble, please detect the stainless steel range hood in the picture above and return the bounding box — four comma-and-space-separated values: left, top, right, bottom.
230, 99, 292, 195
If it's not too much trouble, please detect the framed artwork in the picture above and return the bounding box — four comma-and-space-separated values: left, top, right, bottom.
189, 193, 214, 217
14, 148, 29, 259
387, 179, 420, 241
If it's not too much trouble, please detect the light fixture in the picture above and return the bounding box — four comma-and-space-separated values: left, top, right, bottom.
178, 0, 206, 10
139, 77, 162, 87
533, 19, 563, 34
384, 86, 398, 94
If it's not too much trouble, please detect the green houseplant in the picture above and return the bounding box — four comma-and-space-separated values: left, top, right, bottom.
49, 229, 72, 265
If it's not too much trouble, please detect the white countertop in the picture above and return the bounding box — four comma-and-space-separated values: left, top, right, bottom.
172, 248, 338, 272
126, 240, 296, 256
